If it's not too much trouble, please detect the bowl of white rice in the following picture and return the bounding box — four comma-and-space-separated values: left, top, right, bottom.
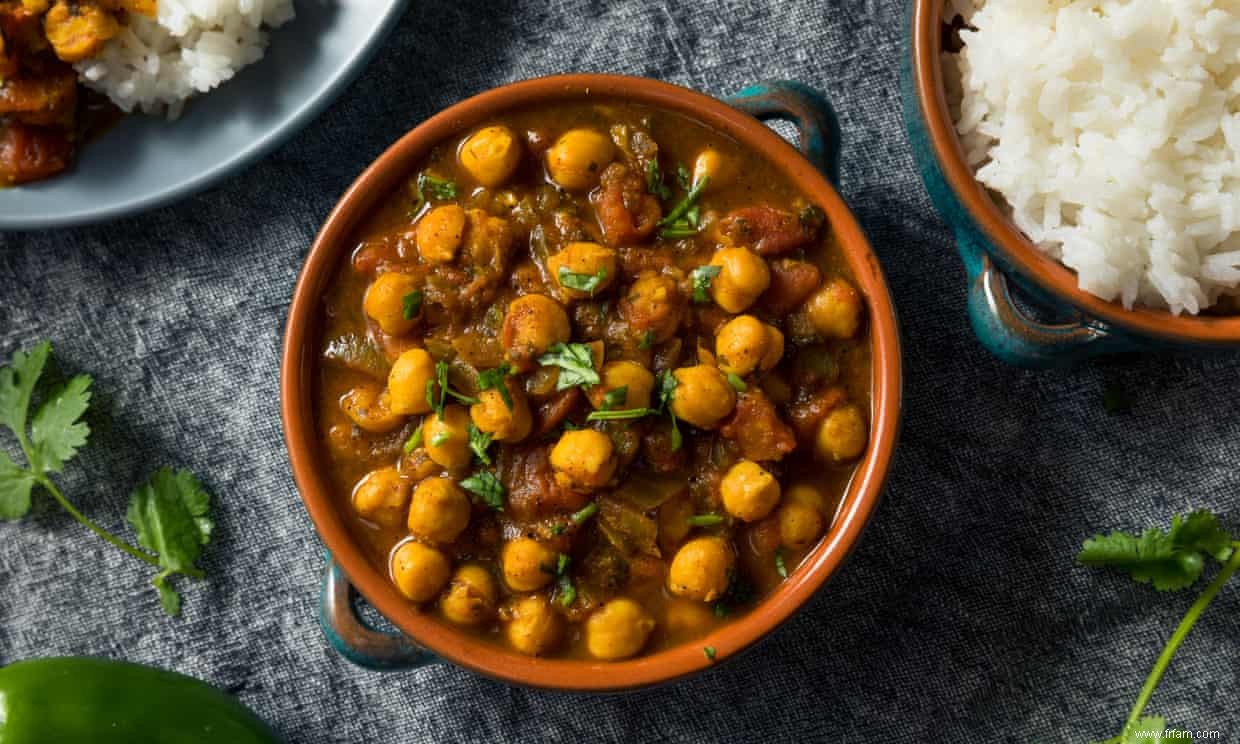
903, 0, 1240, 366
0, 0, 408, 230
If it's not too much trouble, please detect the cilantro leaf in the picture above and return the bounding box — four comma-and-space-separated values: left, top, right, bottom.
0, 340, 49, 439
126, 468, 213, 615
461, 470, 505, 511
556, 553, 576, 607
646, 159, 671, 201
402, 290, 423, 321
1079, 511, 1236, 591
691, 265, 721, 304
659, 175, 710, 229
537, 343, 600, 390
638, 330, 655, 350
0, 451, 35, 520
426, 361, 477, 418
600, 386, 628, 411
468, 423, 493, 466
30, 374, 91, 473
477, 363, 514, 410
775, 548, 788, 579
558, 267, 607, 296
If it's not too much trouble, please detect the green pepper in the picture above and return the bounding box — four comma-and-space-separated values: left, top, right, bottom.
0, 657, 281, 744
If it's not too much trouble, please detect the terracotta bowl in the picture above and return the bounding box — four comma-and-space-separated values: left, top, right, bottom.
903, 0, 1240, 367
281, 74, 902, 690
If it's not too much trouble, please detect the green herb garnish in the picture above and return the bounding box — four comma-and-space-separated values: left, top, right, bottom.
468, 423, 493, 465
638, 330, 655, 350
654, 369, 682, 451
401, 290, 423, 321
430, 431, 450, 447
703, 646, 717, 661
686, 513, 725, 527
586, 407, 655, 422
558, 266, 608, 296
774, 549, 788, 579
690, 265, 722, 304
712, 569, 754, 619
726, 373, 747, 392
646, 159, 671, 201
537, 342, 600, 390
676, 165, 691, 190
460, 470, 505, 512
571, 502, 599, 524
556, 553, 576, 607
600, 386, 628, 411
426, 360, 478, 418
403, 423, 424, 453
659, 175, 710, 230
1080, 511, 1239, 743
409, 172, 458, 217
0, 341, 213, 615
477, 363, 514, 410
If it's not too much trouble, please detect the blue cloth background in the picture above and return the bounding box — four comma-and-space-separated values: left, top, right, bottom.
2, 1, 1238, 741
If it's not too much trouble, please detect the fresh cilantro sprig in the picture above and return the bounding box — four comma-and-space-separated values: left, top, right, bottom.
690, 265, 721, 304
555, 553, 576, 607
1081, 511, 1240, 744
468, 423, 493, 466
558, 267, 607, 296
477, 363, 514, 410
654, 369, 682, 451
461, 470, 504, 511
0, 341, 213, 615
537, 343, 600, 391
409, 171, 458, 217
401, 290, 423, 321
425, 361, 478, 418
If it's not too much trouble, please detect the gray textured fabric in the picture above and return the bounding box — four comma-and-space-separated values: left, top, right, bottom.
1, 1, 1238, 742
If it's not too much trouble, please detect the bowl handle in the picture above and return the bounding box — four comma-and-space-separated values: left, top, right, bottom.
318, 554, 437, 671
726, 81, 841, 184
958, 231, 1137, 367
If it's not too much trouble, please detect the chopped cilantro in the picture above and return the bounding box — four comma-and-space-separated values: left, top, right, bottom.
638, 330, 655, 350
558, 267, 608, 295
477, 363, 514, 410
690, 265, 722, 304
703, 646, 716, 661
775, 549, 788, 579
467, 423, 493, 465
401, 290, 423, 320
686, 513, 724, 527
460, 471, 505, 511
600, 386, 629, 411
726, 372, 747, 392
537, 342, 600, 390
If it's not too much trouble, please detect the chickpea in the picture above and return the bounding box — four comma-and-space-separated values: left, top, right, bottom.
620, 272, 681, 343
458, 125, 522, 187
339, 385, 403, 433
406, 477, 471, 544
546, 241, 617, 299
363, 271, 421, 335
469, 385, 532, 442
778, 484, 828, 551
390, 540, 451, 602
815, 403, 868, 463
720, 460, 781, 522
549, 428, 616, 491
708, 247, 771, 313
423, 404, 472, 469
387, 348, 435, 415
545, 128, 614, 190
352, 466, 411, 527
805, 277, 863, 339
692, 147, 734, 191
667, 536, 734, 601
501, 294, 571, 368
670, 365, 737, 430
441, 564, 499, 626
416, 204, 466, 264
662, 598, 717, 639
501, 538, 558, 592
715, 315, 785, 377
587, 361, 655, 411
505, 594, 563, 656
585, 598, 656, 661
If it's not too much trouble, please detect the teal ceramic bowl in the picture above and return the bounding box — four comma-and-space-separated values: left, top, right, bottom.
0, 0, 407, 230
902, 0, 1240, 367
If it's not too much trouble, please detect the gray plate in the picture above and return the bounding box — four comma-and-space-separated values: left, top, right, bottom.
0, 0, 407, 230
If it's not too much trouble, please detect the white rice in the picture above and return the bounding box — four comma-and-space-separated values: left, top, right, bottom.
946, 0, 1240, 314
75, 0, 294, 119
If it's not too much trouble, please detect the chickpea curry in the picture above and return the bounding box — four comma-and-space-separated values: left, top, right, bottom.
0, 0, 147, 184
315, 100, 872, 662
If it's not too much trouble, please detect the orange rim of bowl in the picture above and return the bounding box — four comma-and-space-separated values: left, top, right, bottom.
281, 73, 903, 691
912, 0, 1240, 344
